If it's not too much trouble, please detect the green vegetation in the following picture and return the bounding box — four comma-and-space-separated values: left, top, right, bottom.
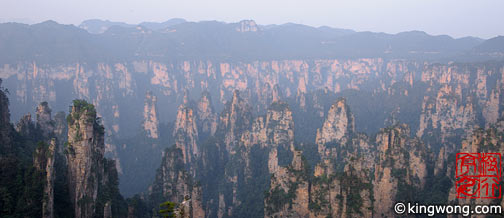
0, 105, 51, 218
296, 142, 320, 172
159, 201, 177, 218
66, 99, 105, 137
125, 195, 152, 218
94, 159, 128, 218
336, 171, 372, 216
265, 186, 295, 213
309, 183, 329, 212
232, 144, 270, 218
67, 99, 96, 124
0, 157, 45, 217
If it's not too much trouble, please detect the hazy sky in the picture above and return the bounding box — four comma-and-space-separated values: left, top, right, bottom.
1, 0, 503, 39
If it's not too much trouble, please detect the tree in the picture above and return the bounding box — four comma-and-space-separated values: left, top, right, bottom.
159, 201, 177, 218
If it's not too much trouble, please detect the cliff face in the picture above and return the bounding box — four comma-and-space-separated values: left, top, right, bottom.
245, 101, 295, 174
316, 98, 355, 159
152, 93, 298, 218
262, 99, 432, 218
149, 147, 205, 218
66, 100, 104, 218
308, 130, 374, 218
65, 100, 124, 218
416, 65, 504, 152
4, 60, 503, 199
265, 149, 310, 217
202, 90, 254, 218
3, 60, 502, 141
309, 152, 374, 218
4, 58, 504, 217
264, 101, 295, 174
217, 91, 252, 155
148, 90, 497, 217
152, 147, 190, 203
36, 102, 55, 138
263, 99, 371, 218
417, 85, 475, 139
173, 105, 199, 166
16, 113, 36, 138
373, 125, 428, 217
33, 139, 57, 218
264, 101, 295, 148
196, 91, 218, 139
143, 91, 159, 139
53, 111, 68, 154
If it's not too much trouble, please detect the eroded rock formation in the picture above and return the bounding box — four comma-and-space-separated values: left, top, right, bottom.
65, 100, 123, 218
143, 91, 159, 139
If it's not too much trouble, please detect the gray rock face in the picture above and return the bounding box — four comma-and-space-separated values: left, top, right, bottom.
53, 111, 68, 155
65, 100, 120, 218
373, 125, 428, 218
196, 92, 218, 138
173, 105, 199, 165
218, 91, 252, 155
149, 147, 205, 218
143, 91, 159, 139
16, 113, 35, 137
316, 98, 355, 159
36, 102, 55, 138
33, 139, 57, 218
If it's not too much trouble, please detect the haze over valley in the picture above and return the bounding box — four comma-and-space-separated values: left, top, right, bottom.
1, 8, 504, 218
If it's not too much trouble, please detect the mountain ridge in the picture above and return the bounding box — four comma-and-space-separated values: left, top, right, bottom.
0, 19, 501, 64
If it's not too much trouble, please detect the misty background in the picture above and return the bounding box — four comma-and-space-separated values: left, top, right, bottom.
1, 0, 503, 39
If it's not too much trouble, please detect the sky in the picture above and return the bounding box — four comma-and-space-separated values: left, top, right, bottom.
1, 0, 503, 39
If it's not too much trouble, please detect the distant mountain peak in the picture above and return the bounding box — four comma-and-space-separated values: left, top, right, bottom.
138, 18, 187, 31
235, 20, 258, 32
38, 20, 59, 25
33, 20, 69, 29
79, 19, 132, 34
78, 18, 187, 34
473, 35, 504, 53
396, 30, 430, 37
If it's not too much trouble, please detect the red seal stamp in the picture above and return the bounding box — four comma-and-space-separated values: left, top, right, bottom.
456, 153, 501, 199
